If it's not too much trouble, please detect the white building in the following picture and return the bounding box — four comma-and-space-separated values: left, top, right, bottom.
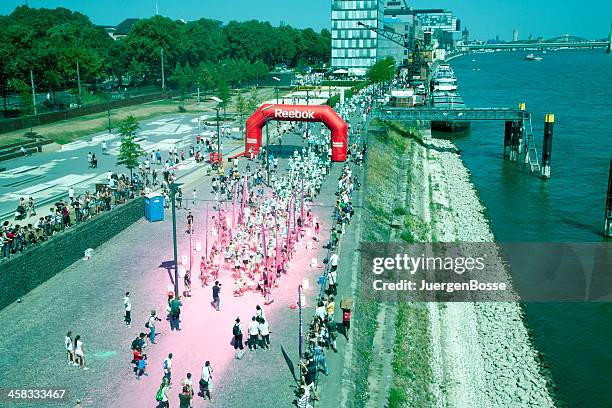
331, 0, 385, 76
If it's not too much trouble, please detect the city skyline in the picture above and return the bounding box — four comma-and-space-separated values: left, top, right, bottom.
1, 0, 610, 40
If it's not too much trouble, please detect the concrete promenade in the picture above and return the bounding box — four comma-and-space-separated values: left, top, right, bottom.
0, 123, 362, 408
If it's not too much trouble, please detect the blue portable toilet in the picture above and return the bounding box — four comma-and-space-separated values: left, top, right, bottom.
144, 193, 164, 222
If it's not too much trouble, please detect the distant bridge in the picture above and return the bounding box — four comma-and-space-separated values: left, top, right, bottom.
462, 29, 612, 52
461, 40, 609, 51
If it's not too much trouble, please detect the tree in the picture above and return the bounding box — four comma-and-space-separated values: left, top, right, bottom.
247, 87, 260, 113
117, 115, 144, 181
9, 79, 33, 115
195, 62, 218, 92
169, 62, 196, 107
235, 91, 248, 136
216, 79, 230, 117
42, 70, 62, 107
367, 57, 396, 83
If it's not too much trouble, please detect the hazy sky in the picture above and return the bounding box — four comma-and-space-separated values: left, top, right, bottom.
1, 0, 610, 40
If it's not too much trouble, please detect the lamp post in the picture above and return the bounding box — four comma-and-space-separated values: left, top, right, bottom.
298, 284, 303, 357
189, 217, 193, 276
387, 63, 396, 95
210, 96, 224, 166
261, 105, 274, 185
107, 105, 112, 133
170, 182, 183, 297
107, 92, 112, 134
266, 120, 270, 184
272, 76, 281, 104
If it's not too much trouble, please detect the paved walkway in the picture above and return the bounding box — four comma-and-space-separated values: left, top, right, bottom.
0, 124, 352, 408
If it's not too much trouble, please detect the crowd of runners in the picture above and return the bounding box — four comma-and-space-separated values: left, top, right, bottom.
48, 83, 383, 406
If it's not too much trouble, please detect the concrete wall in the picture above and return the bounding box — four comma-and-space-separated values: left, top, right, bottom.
0, 197, 144, 310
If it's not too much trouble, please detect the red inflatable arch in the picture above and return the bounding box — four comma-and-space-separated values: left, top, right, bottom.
245, 104, 348, 162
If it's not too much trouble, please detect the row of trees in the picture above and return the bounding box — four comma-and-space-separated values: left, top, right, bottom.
0, 6, 331, 110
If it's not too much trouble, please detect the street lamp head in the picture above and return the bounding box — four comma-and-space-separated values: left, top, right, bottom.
210, 96, 223, 103
272, 77, 281, 82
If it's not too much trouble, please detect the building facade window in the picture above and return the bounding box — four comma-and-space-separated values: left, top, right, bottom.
331, 0, 384, 75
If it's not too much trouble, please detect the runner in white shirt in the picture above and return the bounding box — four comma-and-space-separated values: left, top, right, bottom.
65, 331, 75, 366
248, 317, 260, 350
123, 292, 131, 328
200, 361, 213, 400
329, 252, 339, 271
258, 318, 270, 349
163, 353, 173, 384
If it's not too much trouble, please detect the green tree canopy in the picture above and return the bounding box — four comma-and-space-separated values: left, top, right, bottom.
367, 57, 396, 83
0, 6, 330, 112
117, 115, 144, 180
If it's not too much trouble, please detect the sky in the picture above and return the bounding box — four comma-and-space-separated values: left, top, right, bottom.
1, 0, 611, 40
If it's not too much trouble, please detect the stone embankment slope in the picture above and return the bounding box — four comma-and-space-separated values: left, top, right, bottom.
411, 126, 555, 408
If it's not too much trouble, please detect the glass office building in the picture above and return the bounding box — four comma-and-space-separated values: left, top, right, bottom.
331, 0, 384, 76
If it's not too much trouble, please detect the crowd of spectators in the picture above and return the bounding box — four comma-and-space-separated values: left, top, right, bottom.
1, 174, 139, 261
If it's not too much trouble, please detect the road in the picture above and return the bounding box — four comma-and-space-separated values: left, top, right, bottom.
0, 112, 247, 221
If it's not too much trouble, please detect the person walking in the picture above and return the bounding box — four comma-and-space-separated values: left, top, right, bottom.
199, 361, 213, 401
342, 308, 352, 340
74, 335, 89, 370
255, 304, 266, 321
191, 188, 197, 206
248, 316, 259, 350
258, 317, 270, 350
101, 140, 107, 155
132, 346, 144, 378
147, 310, 161, 344
179, 385, 192, 408
131, 333, 147, 352
232, 318, 244, 350
182, 373, 194, 407
163, 353, 173, 384
186, 211, 194, 233
177, 188, 183, 209
328, 268, 338, 296
212, 281, 221, 311
68, 187, 75, 203
156, 377, 170, 407
136, 354, 147, 379
65, 331, 76, 366
123, 292, 131, 328
169, 296, 182, 331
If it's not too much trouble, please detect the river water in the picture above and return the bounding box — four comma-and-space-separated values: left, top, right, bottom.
445, 50, 612, 407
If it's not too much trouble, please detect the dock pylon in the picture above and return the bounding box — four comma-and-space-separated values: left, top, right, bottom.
608, 20, 612, 54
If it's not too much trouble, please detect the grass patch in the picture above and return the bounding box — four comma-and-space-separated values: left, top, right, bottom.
352, 300, 381, 404
388, 303, 435, 407
0, 87, 279, 146
393, 207, 408, 216
350, 123, 407, 406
